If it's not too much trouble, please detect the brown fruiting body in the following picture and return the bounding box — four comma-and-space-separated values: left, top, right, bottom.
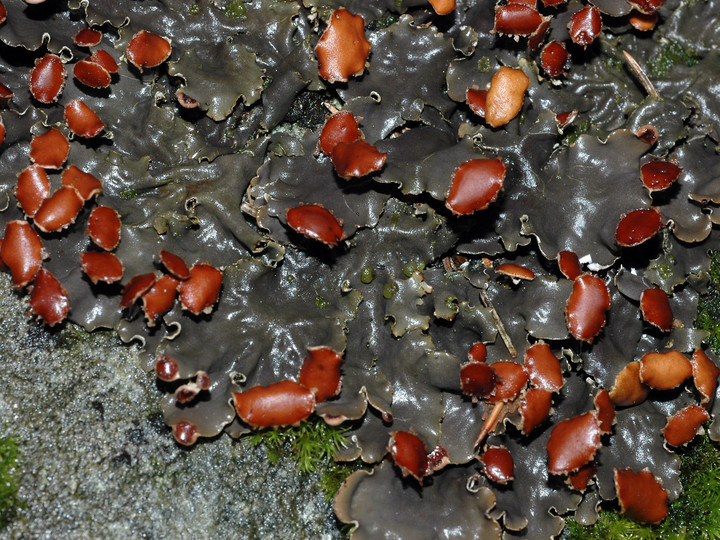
640, 160, 681, 192
286, 204, 346, 247
298, 346, 344, 403
639, 350, 692, 390
29, 268, 70, 326
88, 49, 119, 74
565, 274, 611, 343
481, 446, 514, 484
73, 28, 102, 47
524, 343, 563, 392
126, 30, 172, 71
690, 349, 720, 405
568, 5, 602, 46
496, 263, 535, 281
315, 9, 370, 83
73, 59, 112, 89
141, 274, 179, 325
233, 380, 316, 428
467, 342, 488, 363
29, 128, 70, 169
639, 288, 674, 332
614, 468, 668, 524
33, 186, 85, 233
460, 362, 496, 399
172, 419, 199, 446
428, 0, 455, 15
159, 249, 191, 280
540, 41, 569, 78
331, 140, 387, 179
547, 412, 601, 475
0, 220, 46, 289
663, 405, 710, 447
488, 361, 529, 402
85, 206, 122, 251
629, 11, 659, 31
120, 273, 157, 309
81, 251, 124, 284
16, 165, 51, 218
594, 389, 615, 434
445, 158, 506, 215
177, 263, 223, 315
466, 87, 488, 118
568, 462, 597, 491
557, 250, 582, 280
64, 99, 105, 138
388, 430, 428, 482
61, 165, 103, 201
610, 362, 650, 406
318, 110, 360, 156
30, 54, 66, 104
155, 355, 180, 382
493, 5, 547, 36
485, 67, 530, 128
520, 388, 553, 434
616, 208, 663, 247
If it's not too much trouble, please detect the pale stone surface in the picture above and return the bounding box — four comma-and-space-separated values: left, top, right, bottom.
0, 274, 339, 539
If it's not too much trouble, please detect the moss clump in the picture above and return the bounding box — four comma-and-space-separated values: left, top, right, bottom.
696, 251, 720, 351
246, 417, 365, 502
648, 40, 699, 78
246, 416, 348, 474
564, 435, 720, 539
0, 437, 21, 528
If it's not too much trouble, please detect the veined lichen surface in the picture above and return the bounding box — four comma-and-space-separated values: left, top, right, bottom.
1, 0, 720, 537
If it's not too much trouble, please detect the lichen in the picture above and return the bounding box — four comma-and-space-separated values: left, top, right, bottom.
564, 435, 720, 540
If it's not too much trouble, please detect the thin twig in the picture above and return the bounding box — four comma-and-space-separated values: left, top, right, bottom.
623, 50, 659, 100
474, 402, 505, 449
479, 290, 517, 358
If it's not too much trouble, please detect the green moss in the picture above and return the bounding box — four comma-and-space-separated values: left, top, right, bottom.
696, 251, 720, 351
246, 416, 349, 474
648, 40, 699, 78
0, 437, 21, 528
187, 3, 200, 15
368, 14, 398, 30
564, 435, 720, 540
562, 119, 592, 147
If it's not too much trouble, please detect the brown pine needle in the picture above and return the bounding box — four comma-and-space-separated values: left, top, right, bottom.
480, 290, 517, 358
623, 50, 659, 99
474, 402, 505, 449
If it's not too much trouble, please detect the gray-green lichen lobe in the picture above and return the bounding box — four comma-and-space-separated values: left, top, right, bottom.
0, 274, 337, 539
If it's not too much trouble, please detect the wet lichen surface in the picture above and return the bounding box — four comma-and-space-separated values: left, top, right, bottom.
2, 0, 720, 538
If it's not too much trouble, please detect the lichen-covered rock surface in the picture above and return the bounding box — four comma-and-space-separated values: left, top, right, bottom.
0, 273, 338, 539
1, 0, 720, 538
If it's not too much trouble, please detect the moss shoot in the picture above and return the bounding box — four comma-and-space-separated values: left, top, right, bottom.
0, 436, 21, 528
245, 417, 362, 500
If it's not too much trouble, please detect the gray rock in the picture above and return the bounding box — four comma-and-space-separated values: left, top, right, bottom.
0, 274, 339, 539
